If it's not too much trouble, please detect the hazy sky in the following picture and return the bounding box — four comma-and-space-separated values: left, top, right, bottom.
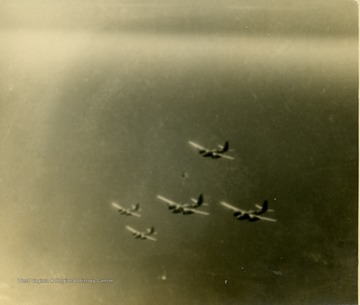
0, 1, 357, 304
1, 0, 357, 36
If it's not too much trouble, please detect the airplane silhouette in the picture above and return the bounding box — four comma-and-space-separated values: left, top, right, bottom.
220, 200, 276, 222
188, 141, 234, 160
112, 202, 141, 217
126, 226, 157, 241
157, 194, 210, 216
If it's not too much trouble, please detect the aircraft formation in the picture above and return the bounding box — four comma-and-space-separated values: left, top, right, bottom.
112, 140, 277, 241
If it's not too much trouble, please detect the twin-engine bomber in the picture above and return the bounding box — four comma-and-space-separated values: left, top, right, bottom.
112, 202, 141, 217
126, 226, 157, 241
220, 200, 277, 222
157, 194, 210, 216
188, 141, 235, 160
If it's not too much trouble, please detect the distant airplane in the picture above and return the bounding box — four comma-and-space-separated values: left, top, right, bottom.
125, 226, 157, 241
181, 171, 189, 179
112, 202, 141, 217
220, 201, 276, 222
157, 194, 210, 216
188, 141, 234, 160
157, 268, 167, 281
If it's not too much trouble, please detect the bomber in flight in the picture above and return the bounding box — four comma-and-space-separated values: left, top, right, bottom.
220, 200, 276, 222
126, 226, 157, 241
112, 202, 141, 217
188, 141, 235, 160
157, 194, 210, 216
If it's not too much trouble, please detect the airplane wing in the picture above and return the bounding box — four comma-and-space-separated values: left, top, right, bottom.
145, 235, 157, 241
130, 212, 141, 217
112, 202, 124, 211
188, 141, 206, 151
254, 215, 277, 222
157, 195, 178, 207
219, 154, 235, 160
220, 201, 242, 212
125, 226, 139, 234
188, 209, 210, 216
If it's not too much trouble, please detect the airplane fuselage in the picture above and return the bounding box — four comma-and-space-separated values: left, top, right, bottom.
233, 212, 261, 222
132, 232, 149, 239
119, 210, 132, 216
182, 209, 195, 215
169, 205, 195, 215
168, 205, 183, 213
199, 149, 222, 159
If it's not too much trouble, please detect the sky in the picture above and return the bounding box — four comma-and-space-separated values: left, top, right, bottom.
0, 0, 357, 36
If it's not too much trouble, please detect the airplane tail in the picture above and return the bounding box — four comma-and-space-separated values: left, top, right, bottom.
222, 141, 229, 152
255, 200, 274, 214
131, 203, 140, 211
190, 194, 205, 208
217, 141, 230, 153
146, 227, 155, 235
259, 200, 268, 214
196, 194, 204, 207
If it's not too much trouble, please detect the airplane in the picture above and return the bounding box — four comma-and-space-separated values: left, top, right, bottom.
157, 268, 167, 281
188, 141, 235, 160
125, 226, 157, 241
220, 201, 277, 222
112, 202, 141, 217
157, 194, 210, 216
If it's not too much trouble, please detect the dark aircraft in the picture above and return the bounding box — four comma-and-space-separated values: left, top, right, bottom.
220, 201, 276, 222
157, 194, 210, 216
188, 141, 235, 160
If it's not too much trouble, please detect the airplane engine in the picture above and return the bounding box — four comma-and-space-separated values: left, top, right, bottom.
211, 154, 221, 159
248, 217, 260, 222
172, 209, 182, 214
182, 210, 194, 215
